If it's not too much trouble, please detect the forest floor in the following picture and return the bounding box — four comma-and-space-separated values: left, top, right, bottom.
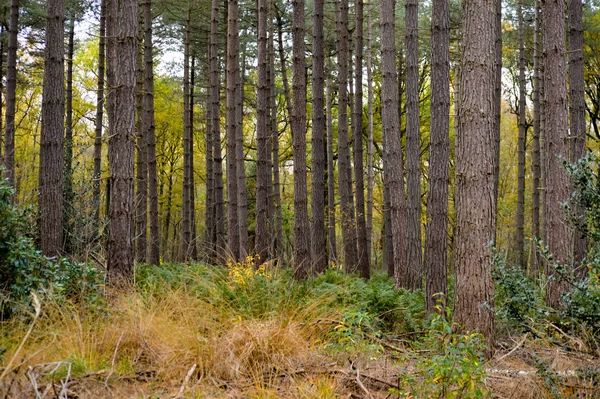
1, 263, 599, 398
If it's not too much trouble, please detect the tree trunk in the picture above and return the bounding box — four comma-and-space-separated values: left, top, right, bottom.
354, 0, 369, 279
269, 17, 284, 262
366, 0, 374, 269
492, 0, 502, 233
405, 0, 422, 289
226, 0, 240, 261
211, 0, 225, 264
237, 39, 248, 259
568, 0, 587, 274
63, 12, 75, 254
39, 0, 66, 257
530, 0, 541, 276
255, 0, 270, 265
93, 0, 106, 230
204, 34, 215, 262
190, 53, 198, 260
135, 12, 148, 263
145, 0, 160, 265
291, 0, 311, 279
275, 9, 293, 137
4, 0, 18, 188
516, 0, 526, 269
453, 0, 496, 348
326, 70, 338, 265
381, 0, 407, 288
543, 0, 571, 308
424, 0, 449, 314
106, 0, 138, 281
337, 0, 358, 272
181, 7, 192, 261
311, 0, 327, 274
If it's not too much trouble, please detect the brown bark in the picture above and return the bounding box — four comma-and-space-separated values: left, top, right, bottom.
204, 33, 215, 262
292, 0, 311, 279
144, 0, 160, 265
211, 0, 225, 263
568, 0, 587, 273
516, 0, 526, 269
39, 0, 66, 257
354, 0, 369, 279
4, 0, 18, 187
366, 0, 374, 268
93, 0, 106, 227
337, 0, 358, 272
136, 11, 148, 263
226, 0, 240, 261
453, 0, 496, 347
381, 0, 407, 288
106, 0, 138, 281
275, 9, 293, 137
405, 0, 422, 289
530, 0, 541, 276
255, 0, 270, 265
237, 40, 248, 259
493, 0, 502, 232
63, 13, 75, 254
424, 0, 449, 314
543, 0, 571, 308
326, 71, 338, 264
182, 7, 193, 261
311, 0, 327, 274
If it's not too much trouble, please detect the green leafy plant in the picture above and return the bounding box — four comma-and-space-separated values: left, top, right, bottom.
395, 308, 490, 399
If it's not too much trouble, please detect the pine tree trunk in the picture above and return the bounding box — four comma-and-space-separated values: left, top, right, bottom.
516, 0, 527, 269
291, 0, 311, 279
530, 0, 541, 277
63, 13, 75, 254
366, 0, 374, 268
256, 0, 270, 265
204, 34, 215, 262
405, 0, 422, 289
353, 0, 369, 279
190, 53, 198, 260
492, 0, 502, 232
326, 71, 338, 265
453, 0, 496, 348
337, 0, 358, 272
237, 38, 248, 258
568, 0, 587, 273
543, 0, 571, 308
106, 0, 138, 281
226, 0, 240, 261
269, 16, 284, 262
181, 8, 192, 261
211, 0, 226, 263
135, 12, 148, 263
381, 0, 407, 288
3, 0, 18, 188
40, 0, 66, 257
145, 0, 160, 265
424, 0, 449, 314
311, 0, 327, 274
275, 9, 293, 136
93, 0, 106, 230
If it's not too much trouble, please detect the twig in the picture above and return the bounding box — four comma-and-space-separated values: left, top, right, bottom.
104, 331, 124, 389
355, 368, 375, 399
494, 333, 528, 365
173, 363, 197, 399
0, 293, 42, 381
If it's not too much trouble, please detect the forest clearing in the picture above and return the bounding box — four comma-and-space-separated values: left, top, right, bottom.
1, 0, 600, 397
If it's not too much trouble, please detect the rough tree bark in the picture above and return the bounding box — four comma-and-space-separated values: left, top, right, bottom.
354, 0, 369, 279
543, 0, 571, 308
255, 0, 270, 265
226, 0, 240, 261
326, 70, 338, 264
568, 0, 587, 273
530, 0, 541, 276
311, 0, 327, 274
106, 0, 138, 281
135, 13, 148, 263
181, 7, 193, 261
453, 0, 496, 348
93, 0, 106, 229
39, 0, 66, 257
144, 0, 160, 265
366, 0, 374, 268
424, 0, 449, 314
381, 0, 407, 288
4, 0, 18, 187
405, 0, 422, 289
516, 0, 527, 269
337, 0, 358, 272
237, 31, 248, 258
